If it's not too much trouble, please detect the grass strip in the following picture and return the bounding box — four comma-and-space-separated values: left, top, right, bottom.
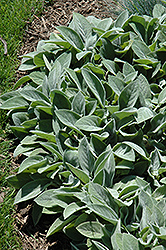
0, 1, 45, 249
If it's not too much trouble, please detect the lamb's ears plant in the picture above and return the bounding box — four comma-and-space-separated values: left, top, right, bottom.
2, 4, 166, 249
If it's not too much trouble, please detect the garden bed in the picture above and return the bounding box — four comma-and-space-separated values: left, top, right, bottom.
14, 1, 116, 249
2, 0, 166, 250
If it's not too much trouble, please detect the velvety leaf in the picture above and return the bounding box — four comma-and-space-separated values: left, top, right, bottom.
35, 190, 67, 208
18, 155, 48, 173
115, 10, 129, 28
43, 54, 52, 71
158, 87, 166, 104
82, 69, 106, 107
72, 91, 85, 115
21, 118, 37, 129
66, 163, 90, 184
55, 109, 82, 134
75, 115, 103, 132
122, 233, 140, 250
40, 141, 62, 159
152, 246, 165, 250
97, 17, 113, 31
29, 71, 45, 85
124, 72, 138, 83
14, 75, 30, 89
91, 132, 109, 141
78, 137, 95, 174
123, 141, 147, 159
35, 187, 79, 208
76, 221, 104, 239
48, 61, 62, 90
47, 215, 77, 237
20, 89, 50, 103
132, 39, 151, 59
149, 149, 160, 177
114, 107, 137, 120
108, 75, 125, 96
63, 149, 79, 168
72, 12, 92, 44
119, 185, 139, 200
119, 80, 139, 110
106, 105, 119, 114
153, 205, 165, 227
0, 96, 29, 109
139, 190, 154, 211
30, 130, 56, 142
85, 100, 97, 116
111, 219, 121, 250
53, 52, 72, 71
18, 58, 37, 71
14, 179, 49, 204
63, 202, 86, 220
84, 63, 105, 76
102, 59, 118, 75
153, 4, 166, 18
12, 112, 28, 126
136, 74, 151, 99
152, 185, 166, 199
0, 90, 20, 103
134, 107, 154, 123
50, 90, 71, 110
113, 143, 135, 162
38, 162, 62, 174
33, 53, 45, 67
66, 68, 82, 91
88, 204, 118, 225
56, 26, 84, 51
123, 62, 135, 76
94, 145, 115, 187
13, 144, 35, 157
88, 182, 118, 212
92, 240, 110, 250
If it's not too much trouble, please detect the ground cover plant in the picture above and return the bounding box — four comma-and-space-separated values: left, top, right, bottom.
2, 3, 166, 249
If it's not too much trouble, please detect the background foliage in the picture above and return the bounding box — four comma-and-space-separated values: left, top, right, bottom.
106, 0, 166, 16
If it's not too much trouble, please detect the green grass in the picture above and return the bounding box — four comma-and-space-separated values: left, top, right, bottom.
0, 1, 45, 249
0, 139, 20, 250
0, 0, 44, 94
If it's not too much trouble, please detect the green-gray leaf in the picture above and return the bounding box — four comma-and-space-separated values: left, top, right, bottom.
76, 221, 104, 239
14, 179, 49, 204
56, 26, 84, 51
119, 80, 139, 110
113, 143, 135, 162
75, 115, 103, 132
82, 69, 106, 107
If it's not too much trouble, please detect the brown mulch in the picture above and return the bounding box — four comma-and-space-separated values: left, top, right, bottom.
13, 1, 118, 249
19, 0, 117, 56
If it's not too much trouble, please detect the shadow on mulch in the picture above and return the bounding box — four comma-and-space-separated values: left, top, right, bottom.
16, 201, 71, 250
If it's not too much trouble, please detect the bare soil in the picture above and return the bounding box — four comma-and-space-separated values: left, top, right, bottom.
14, 1, 118, 249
